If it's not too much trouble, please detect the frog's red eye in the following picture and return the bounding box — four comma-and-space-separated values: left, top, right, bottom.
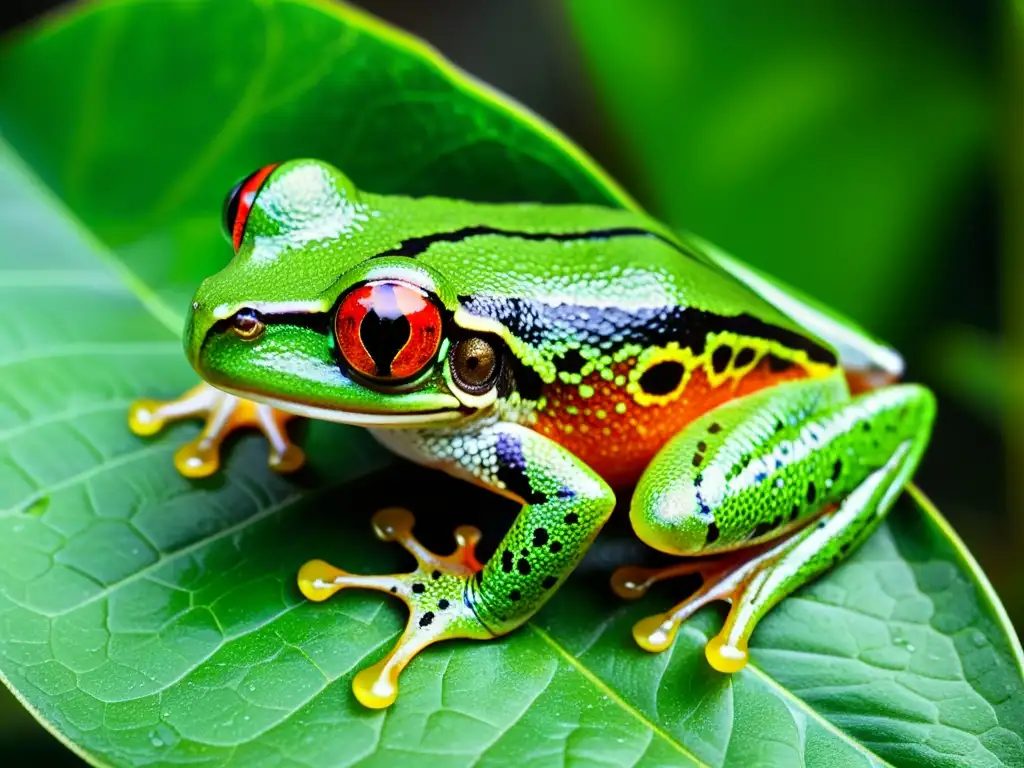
335, 281, 443, 382
223, 163, 280, 251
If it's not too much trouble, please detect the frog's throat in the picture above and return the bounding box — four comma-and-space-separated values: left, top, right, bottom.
216, 387, 464, 428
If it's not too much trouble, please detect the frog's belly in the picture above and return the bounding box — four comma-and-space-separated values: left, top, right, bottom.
531, 356, 811, 488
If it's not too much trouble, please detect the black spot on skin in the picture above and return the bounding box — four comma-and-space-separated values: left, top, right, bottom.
419, 611, 434, 627
862, 421, 871, 432
774, 420, 785, 434
495, 432, 547, 505
550, 541, 563, 554
734, 347, 756, 368
412, 583, 425, 594
564, 512, 579, 525
708, 422, 722, 434
712, 346, 733, 374
807, 482, 817, 504
511, 357, 544, 401
438, 599, 450, 610
532, 528, 549, 547
431, 570, 441, 580
697, 441, 707, 452
638, 361, 685, 395
509, 590, 522, 601
517, 558, 531, 575
840, 542, 851, 554
558, 348, 587, 374
817, 520, 827, 529
555, 486, 576, 499
542, 576, 558, 589
390, 587, 397, 593
767, 354, 795, 373
521, 548, 529, 556
832, 460, 843, 482
692, 453, 703, 467
706, 522, 720, 545
501, 550, 513, 573
790, 505, 801, 522
751, 520, 776, 539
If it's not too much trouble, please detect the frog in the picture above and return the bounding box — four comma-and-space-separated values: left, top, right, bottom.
129, 159, 935, 709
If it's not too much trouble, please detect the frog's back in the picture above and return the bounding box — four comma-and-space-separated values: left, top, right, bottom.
373, 195, 839, 486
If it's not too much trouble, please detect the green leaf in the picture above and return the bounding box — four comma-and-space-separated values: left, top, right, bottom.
0, 2, 1020, 767
567, 0, 991, 333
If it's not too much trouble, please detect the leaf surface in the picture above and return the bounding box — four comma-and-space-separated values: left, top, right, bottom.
0, 2, 1021, 767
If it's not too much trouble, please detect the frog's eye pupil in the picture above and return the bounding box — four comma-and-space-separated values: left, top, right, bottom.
335, 281, 442, 382
222, 163, 280, 251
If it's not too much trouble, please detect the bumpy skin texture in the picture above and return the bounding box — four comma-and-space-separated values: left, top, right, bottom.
130, 159, 933, 706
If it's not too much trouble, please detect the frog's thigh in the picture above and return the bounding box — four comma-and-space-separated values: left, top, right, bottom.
630, 373, 935, 671
631, 373, 851, 555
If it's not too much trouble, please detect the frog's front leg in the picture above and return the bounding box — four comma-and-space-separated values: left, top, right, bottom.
621, 372, 935, 672
128, 381, 305, 477
299, 421, 615, 708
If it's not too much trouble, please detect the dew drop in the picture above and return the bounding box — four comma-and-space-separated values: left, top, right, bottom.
972, 631, 987, 647
24, 496, 49, 517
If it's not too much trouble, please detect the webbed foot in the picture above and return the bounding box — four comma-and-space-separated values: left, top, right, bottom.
613, 545, 777, 672
298, 507, 492, 709
128, 381, 304, 478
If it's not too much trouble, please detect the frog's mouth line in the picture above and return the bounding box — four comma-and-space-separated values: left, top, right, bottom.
217, 386, 463, 428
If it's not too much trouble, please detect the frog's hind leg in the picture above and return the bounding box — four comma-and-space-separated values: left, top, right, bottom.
623, 371, 935, 672
129, 381, 304, 477
298, 507, 490, 709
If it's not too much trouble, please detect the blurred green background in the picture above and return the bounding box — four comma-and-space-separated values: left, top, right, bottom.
1, 0, 1018, 762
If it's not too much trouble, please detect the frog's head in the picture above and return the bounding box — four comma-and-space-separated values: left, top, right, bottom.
184, 159, 509, 427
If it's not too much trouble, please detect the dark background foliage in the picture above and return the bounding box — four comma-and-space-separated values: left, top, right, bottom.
1, 0, 1017, 764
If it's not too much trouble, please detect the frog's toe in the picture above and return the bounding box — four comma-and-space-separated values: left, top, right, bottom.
129, 381, 303, 477
621, 549, 768, 661
298, 509, 492, 708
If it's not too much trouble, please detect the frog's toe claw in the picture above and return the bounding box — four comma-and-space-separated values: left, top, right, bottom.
298, 509, 493, 708
128, 381, 303, 477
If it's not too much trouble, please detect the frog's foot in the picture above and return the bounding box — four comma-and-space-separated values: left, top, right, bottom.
297, 507, 492, 709
128, 381, 304, 479
619, 545, 779, 672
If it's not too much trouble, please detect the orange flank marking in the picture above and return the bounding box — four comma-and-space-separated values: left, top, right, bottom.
534, 359, 811, 488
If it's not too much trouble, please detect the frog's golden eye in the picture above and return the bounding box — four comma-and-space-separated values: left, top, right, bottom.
450, 336, 500, 395
223, 163, 279, 251
335, 280, 443, 382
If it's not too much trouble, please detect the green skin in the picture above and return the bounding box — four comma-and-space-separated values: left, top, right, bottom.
161, 159, 934, 704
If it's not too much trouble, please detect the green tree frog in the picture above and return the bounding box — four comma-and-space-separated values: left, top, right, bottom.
129, 159, 935, 708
